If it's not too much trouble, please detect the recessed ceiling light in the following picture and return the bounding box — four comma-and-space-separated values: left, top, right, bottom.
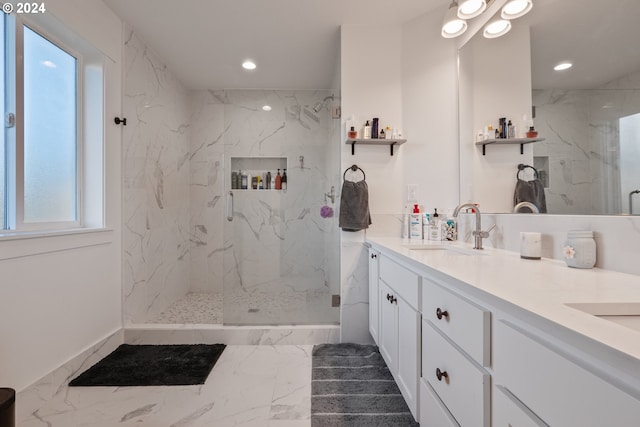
242, 60, 256, 70
262, 105, 272, 111
442, 1, 468, 38
554, 62, 573, 71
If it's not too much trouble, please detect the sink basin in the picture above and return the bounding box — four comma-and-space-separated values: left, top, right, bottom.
565, 302, 640, 333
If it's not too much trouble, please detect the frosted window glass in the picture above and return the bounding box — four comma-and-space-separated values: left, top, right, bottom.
0, 15, 4, 229
23, 26, 77, 223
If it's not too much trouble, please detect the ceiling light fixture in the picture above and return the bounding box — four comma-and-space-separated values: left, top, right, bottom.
242, 60, 256, 70
262, 105, 272, 111
483, 18, 512, 38
442, 1, 468, 39
457, 0, 486, 19
554, 62, 573, 71
501, 0, 533, 19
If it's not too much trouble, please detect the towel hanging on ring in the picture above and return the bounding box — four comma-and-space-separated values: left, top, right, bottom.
514, 164, 547, 213
339, 165, 371, 231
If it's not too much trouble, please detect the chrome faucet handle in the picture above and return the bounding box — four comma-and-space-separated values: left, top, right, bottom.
473, 223, 495, 239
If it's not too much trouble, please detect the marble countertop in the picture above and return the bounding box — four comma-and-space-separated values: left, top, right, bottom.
366, 236, 640, 368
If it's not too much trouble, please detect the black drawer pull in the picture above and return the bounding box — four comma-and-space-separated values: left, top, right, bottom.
390, 295, 397, 304
436, 368, 448, 381
436, 307, 449, 320
371, 253, 377, 259
387, 293, 392, 301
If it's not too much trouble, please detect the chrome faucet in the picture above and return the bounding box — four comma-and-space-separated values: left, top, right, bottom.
513, 201, 540, 214
452, 203, 495, 250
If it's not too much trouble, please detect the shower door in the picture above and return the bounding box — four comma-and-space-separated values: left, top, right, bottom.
222, 90, 340, 325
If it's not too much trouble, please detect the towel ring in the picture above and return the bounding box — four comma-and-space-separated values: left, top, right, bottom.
343, 164, 366, 181
517, 163, 538, 180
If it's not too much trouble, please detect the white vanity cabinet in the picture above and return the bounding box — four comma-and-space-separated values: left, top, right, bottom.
493, 319, 640, 426
377, 254, 421, 420
368, 247, 380, 343
420, 278, 491, 427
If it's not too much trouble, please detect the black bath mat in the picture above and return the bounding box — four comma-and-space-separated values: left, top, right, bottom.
69, 344, 226, 387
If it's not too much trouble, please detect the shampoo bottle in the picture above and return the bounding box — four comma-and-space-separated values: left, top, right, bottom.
363, 120, 372, 139
275, 169, 282, 190
409, 204, 422, 239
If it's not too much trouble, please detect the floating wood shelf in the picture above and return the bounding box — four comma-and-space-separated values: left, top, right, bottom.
346, 138, 407, 156
475, 137, 545, 155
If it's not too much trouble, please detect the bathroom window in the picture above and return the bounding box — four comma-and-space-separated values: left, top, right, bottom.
1, 13, 103, 233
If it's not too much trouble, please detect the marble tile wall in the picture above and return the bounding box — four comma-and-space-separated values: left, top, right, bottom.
532, 70, 640, 215
123, 28, 191, 323
189, 90, 341, 325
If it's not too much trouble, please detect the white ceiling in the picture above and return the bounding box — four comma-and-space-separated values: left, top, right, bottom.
103, 0, 450, 90
103, 0, 640, 91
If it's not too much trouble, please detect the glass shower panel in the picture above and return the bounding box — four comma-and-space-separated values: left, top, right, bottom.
222, 90, 340, 325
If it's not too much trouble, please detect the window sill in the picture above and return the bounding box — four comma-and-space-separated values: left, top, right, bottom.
0, 227, 116, 261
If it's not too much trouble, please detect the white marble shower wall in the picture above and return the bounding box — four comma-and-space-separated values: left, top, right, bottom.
533, 70, 640, 214
189, 90, 341, 325
123, 29, 191, 324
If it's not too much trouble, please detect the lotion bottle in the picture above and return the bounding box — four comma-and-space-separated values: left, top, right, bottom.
409, 204, 422, 239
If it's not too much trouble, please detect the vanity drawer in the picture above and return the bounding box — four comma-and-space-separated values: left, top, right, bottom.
420, 378, 460, 427
379, 255, 419, 309
494, 320, 640, 426
422, 320, 490, 427
494, 385, 548, 427
422, 277, 490, 366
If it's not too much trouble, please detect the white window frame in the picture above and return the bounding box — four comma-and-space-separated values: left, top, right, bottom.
4, 14, 84, 232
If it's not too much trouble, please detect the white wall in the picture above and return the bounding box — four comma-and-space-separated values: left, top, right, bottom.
0, 0, 123, 391
339, 7, 459, 343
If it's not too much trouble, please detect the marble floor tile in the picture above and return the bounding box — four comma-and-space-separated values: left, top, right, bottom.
17, 345, 313, 427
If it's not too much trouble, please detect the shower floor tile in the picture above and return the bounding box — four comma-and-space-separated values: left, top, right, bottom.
151, 292, 223, 324
18, 345, 313, 427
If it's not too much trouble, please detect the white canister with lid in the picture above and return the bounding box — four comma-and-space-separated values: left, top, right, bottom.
563, 230, 596, 269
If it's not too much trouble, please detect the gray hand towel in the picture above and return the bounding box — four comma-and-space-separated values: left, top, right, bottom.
339, 180, 372, 231
514, 178, 547, 213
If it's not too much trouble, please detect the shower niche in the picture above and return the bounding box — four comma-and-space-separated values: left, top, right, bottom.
230, 157, 287, 190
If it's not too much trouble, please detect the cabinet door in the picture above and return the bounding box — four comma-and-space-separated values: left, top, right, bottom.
368, 248, 380, 344
379, 280, 398, 372
397, 296, 420, 420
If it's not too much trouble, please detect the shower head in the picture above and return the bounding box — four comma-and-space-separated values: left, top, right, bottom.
312, 95, 335, 113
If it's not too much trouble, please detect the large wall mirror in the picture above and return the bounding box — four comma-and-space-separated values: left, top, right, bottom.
459, 0, 640, 215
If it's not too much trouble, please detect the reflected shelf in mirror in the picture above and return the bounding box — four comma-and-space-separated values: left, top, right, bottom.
475, 137, 545, 155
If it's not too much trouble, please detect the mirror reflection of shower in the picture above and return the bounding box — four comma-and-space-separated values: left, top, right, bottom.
313, 95, 334, 113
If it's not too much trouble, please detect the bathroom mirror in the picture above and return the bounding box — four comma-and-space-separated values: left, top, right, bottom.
459, 0, 640, 215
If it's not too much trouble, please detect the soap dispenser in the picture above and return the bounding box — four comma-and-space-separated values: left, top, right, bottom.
428, 208, 442, 241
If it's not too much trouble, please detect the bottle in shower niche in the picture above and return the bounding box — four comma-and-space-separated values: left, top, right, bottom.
241, 171, 248, 189
266, 171, 272, 189
275, 169, 282, 190
371, 118, 379, 139
231, 171, 238, 189
282, 169, 288, 190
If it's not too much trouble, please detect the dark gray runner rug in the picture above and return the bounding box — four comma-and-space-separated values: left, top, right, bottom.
311, 343, 419, 427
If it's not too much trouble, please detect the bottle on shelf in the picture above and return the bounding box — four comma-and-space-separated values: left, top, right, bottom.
363, 120, 372, 139
282, 169, 287, 190
266, 171, 272, 189
380, 128, 386, 139
348, 126, 358, 139
372, 118, 379, 139
275, 169, 282, 190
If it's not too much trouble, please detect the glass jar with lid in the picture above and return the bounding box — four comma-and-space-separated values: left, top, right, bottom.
563, 230, 596, 269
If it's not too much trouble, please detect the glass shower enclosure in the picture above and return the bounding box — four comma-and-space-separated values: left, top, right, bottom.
221, 90, 340, 325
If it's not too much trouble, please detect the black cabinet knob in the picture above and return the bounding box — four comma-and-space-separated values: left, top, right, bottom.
436, 368, 448, 381
436, 307, 449, 320
371, 253, 377, 259
387, 293, 392, 301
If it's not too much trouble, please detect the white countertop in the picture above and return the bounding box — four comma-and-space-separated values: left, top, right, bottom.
366, 236, 640, 367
